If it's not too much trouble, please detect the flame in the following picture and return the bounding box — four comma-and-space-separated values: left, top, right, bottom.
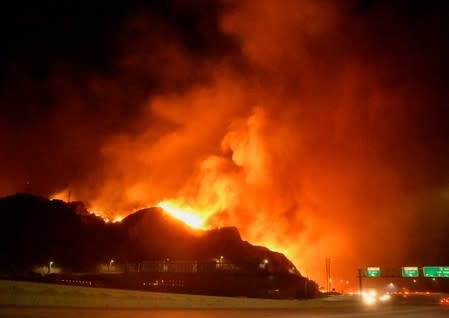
49, 189, 70, 202
90, 210, 125, 224
90, 210, 111, 223
112, 216, 123, 223
91, 212, 125, 224
157, 200, 206, 229
51, 189, 207, 228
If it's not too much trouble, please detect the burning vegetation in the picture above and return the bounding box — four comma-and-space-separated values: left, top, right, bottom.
2, 1, 449, 286
0, 194, 321, 299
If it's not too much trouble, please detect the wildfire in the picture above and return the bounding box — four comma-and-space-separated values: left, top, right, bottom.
83, 212, 124, 224
112, 216, 123, 223
86, 210, 124, 224
157, 200, 206, 229
50, 189, 208, 228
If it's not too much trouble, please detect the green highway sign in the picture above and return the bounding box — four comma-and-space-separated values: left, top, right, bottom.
423, 266, 449, 278
402, 266, 419, 277
365, 267, 381, 277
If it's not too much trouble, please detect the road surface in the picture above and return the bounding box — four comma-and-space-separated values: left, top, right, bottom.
0, 280, 448, 317
0, 305, 448, 318
1, 295, 448, 318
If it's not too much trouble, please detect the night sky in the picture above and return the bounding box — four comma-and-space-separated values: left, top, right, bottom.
1, 0, 449, 282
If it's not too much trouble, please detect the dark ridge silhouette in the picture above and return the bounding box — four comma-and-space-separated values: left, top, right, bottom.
0, 193, 297, 275
0, 193, 323, 298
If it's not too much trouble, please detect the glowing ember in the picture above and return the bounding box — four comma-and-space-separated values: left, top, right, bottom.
157, 200, 205, 229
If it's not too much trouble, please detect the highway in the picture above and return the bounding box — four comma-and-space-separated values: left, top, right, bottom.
0, 294, 448, 318
0, 307, 447, 318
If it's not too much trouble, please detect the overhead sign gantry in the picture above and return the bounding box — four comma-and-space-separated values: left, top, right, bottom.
401, 266, 419, 277
423, 266, 449, 278
364, 267, 381, 277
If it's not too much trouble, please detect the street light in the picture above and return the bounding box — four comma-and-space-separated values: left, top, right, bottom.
109, 259, 114, 272
48, 261, 53, 274
216, 256, 225, 270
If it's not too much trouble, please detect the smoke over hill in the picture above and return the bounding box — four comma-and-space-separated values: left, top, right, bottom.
1, 1, 449, 283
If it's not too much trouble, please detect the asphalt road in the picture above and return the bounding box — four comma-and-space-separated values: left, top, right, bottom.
0, 295, 447, 318
0, 306, 447, 318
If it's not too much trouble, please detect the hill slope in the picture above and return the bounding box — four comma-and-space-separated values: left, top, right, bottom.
0, 193, 296, 275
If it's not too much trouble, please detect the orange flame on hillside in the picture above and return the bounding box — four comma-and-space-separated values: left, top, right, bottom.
156, 200, 206, 229
51, 190, 207, 228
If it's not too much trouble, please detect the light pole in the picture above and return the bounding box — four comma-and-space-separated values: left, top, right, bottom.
217, 256, 224, 269
109, 259, 114, 272
263, 258, 269, 272
358, 269, 363, 297
48, 261, 53, 274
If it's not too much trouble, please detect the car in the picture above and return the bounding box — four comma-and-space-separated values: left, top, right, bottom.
440, 297, 449, 305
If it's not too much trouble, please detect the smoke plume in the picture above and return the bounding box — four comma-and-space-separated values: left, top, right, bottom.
1, 0, 449, 284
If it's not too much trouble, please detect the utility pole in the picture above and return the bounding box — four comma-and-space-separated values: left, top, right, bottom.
358, 268, 363, 297
325, 257, 331, 292
304, 279, 308, 298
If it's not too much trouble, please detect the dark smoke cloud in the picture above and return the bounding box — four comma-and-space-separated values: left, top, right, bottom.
1, 0, 449, 284
0, 0, 239, 195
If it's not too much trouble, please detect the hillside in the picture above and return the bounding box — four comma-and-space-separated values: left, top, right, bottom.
0, 193, 296, 275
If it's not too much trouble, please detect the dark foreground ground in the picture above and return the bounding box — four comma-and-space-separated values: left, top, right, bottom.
1, 306, 448, 318
0, 280, 448, 318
